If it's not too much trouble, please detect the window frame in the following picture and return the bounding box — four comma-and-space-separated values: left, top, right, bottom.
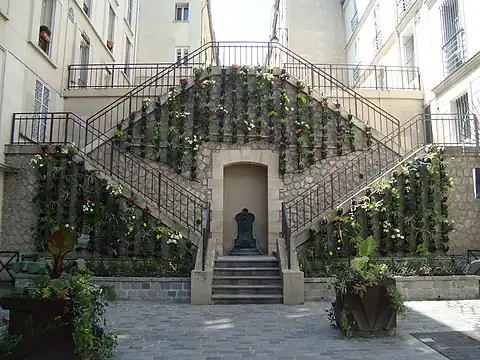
175, 47, 189, 63
39, 0, 56, 56
32, 80, 50, 142
175, 3, 189, 21
107, 5, 116, 52
127, 0, 134, 26
83, 0, 92, 18
124, 37, 132, 77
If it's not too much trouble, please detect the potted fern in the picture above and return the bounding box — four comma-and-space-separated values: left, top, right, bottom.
327, 236, 407, 337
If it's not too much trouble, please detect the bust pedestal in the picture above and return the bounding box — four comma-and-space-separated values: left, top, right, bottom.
230, 208, 261, 256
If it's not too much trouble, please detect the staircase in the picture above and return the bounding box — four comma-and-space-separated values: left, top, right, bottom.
212, 256, 283, 304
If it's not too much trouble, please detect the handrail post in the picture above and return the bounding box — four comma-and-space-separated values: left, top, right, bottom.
10, 114, 16, 144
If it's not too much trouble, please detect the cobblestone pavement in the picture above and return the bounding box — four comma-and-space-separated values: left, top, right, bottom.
106, 300, 480, 360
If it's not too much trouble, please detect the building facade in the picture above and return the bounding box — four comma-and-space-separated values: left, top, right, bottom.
272, 0, 480, 126
136, 0, 215, 64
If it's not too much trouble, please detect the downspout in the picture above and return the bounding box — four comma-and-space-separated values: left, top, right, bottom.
132, 0, 140, 64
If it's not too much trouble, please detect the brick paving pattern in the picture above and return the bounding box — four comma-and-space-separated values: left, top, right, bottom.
105, 300, 480, 360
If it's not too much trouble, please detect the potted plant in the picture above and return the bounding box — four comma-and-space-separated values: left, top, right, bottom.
0, 227, 117, 359
39, 25, 51, 43
106, 40, 114, 51
327, 236, 407, 337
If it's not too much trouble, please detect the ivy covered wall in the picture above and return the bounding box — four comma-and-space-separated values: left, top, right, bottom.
0, 145, 194, 275
302, 146, 456, 258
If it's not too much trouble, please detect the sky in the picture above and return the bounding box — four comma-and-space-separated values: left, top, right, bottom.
210, 0, 273, 42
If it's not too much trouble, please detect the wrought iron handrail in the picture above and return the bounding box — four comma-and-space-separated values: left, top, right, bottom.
283, 113, 480, 235
68, 62, 207, 89
202, 203, 211, 271
81, 41, 401, 148
11, 112, 210, 237
467, 250, 480, 264
0, 251, 19, 286
282, 203, 291, 269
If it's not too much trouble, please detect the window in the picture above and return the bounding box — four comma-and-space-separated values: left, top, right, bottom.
372, 3, 382, 53
175, 3, 189, 21
473, 168, 480, 199
124, 37, 132, 76
32, 80, 49, 142
78, 34, 90, 87
175, 47, 189, 63
83, 0, 91, 18
39, 0, 55, 55
107, 6, 115, 52
440, 0, 465, 76
455, 92, 471, 141
127, 0, 134, 26
404, 35, 416, 83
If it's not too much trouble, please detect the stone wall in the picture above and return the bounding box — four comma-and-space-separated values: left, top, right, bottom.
304, 276, 480, 302
13, 274, 191, 303
444, 148, 480, 255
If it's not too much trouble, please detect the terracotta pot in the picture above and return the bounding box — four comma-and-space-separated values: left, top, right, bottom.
39, 31, 51, 43
334, 278, 397, 336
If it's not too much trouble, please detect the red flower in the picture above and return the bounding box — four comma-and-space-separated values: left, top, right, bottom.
179, 79, 187, 85
194, 81, 199, 87
127, 197, 134, 202
335, 221, 341, 226
295, 129, 302, 134
232, 64, 239, 69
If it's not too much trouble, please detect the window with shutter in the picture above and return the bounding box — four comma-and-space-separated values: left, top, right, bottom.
32, 80, 49, 142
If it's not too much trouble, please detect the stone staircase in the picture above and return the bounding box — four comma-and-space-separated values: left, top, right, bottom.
212, 256, 283, 304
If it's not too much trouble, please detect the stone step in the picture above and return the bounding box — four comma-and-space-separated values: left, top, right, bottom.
212, 284, 283, 295
213, 275, 282, 286
211, 294, 283, 304
214, 267, 281, 277
229, 248, 261, 256
215, 256, 279, 268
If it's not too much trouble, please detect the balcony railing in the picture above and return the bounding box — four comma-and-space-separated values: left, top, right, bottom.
373, 30, 382, 53
310, 64, 421, 90
351, 11, 358, 31
67, 62, 205, 90
442, 29, 467, 77
396, 0, 412, 19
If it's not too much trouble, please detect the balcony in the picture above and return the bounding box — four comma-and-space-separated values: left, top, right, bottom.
396, 0, 412, 20
312, 64, 421, 90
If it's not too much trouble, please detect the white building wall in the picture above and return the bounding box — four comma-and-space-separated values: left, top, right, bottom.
284, 0, 346, 64
0, 0, 140, 240
136, 0, 209, 64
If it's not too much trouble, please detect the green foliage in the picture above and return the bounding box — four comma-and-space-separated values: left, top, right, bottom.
305, 146, 453, 259
386, 285, 408, 319
0, 332, 23, 356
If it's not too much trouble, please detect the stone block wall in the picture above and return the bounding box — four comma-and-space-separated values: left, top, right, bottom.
444, 148, 480, 254
13, 274, 191, 303
304, 276, 480, 302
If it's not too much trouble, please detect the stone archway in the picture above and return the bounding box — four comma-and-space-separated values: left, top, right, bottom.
208, 148, 283, 255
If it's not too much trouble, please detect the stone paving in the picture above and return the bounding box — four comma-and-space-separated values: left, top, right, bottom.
106, 300, 480, 360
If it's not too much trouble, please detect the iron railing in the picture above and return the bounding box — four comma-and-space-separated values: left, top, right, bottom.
202, 203, 211, 271
0, 251, 19, 286
396, 0, 412, 19
467, 250, 480, 264
281, 203, 291, 269
68, 62, 206, 89
310, 64, 421, 90
11, 112, 210, 243
350, 11, 358, 31
80, 42, 401, 149
442, 28, 466, 77
283, 113, 480, 235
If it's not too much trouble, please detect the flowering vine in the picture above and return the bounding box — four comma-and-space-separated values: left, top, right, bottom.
278, 69, 291, 176
139, 98, 150, 158
264, 71, 276, 143
345, 113, 356, 151
334, 102, 344, 156
254, 67, 264, 140
166, 88, 177, 166
191, 69, 202, 179
319, 97, 329, 159
306, 97, 316, 165
230, 65, 239, 143
365, 124, 373, 147
240, 66, 251, 142
202, 66, 214, 141
218, 68, 227, 142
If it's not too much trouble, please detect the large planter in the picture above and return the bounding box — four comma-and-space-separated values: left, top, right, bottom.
0, 297, 79, 360
333, 278, 397, 336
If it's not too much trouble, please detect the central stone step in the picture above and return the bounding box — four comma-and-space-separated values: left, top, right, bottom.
212, 255, 283, 304
229, 247, 261, 256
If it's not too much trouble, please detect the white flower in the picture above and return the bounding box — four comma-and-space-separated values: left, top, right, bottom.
106, 184, 123, 197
